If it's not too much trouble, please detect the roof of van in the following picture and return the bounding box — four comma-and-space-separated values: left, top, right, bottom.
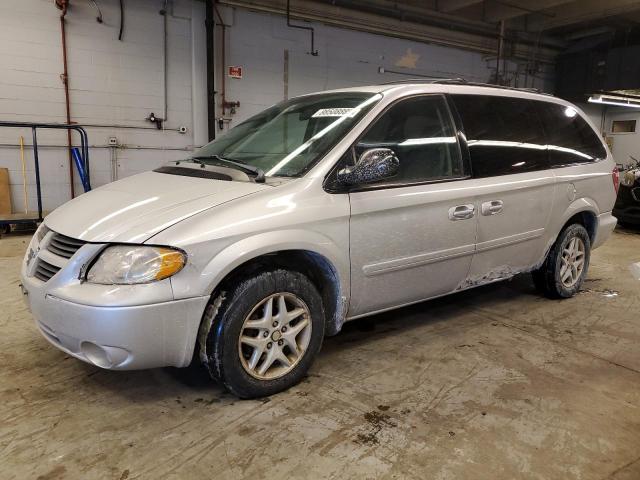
317, 79, 566, 104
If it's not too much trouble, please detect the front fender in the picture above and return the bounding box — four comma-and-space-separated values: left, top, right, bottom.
174, 229, 350, 303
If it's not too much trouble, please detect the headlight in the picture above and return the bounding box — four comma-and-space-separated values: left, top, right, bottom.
86, 245, 186, 285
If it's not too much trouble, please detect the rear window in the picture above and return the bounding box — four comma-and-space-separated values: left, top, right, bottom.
451, 95, 548, 178
536, 102, 607, 166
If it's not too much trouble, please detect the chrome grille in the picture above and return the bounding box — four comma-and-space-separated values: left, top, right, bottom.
34, 259, 61, 282
47, 232, 86, 259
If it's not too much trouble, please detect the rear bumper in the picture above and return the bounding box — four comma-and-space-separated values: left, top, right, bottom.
22, 274, 209, 370
593, 211, 617, 249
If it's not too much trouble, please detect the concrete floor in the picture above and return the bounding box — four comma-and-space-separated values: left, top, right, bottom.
1, 230, 640, 480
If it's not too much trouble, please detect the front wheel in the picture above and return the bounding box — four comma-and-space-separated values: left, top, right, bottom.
532, 223, 591, 298
200, 269, 325, 398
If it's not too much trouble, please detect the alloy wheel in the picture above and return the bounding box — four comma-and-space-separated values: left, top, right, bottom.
238, 293, 312, 380
560, 236, 586, 288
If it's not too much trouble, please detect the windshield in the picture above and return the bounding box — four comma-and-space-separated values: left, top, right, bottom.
192, 92, 381, 177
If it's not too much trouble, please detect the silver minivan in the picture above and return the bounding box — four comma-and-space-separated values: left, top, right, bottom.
21, 80, 618, 397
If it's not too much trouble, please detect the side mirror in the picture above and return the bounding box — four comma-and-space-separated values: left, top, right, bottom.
337, 148, 399, 186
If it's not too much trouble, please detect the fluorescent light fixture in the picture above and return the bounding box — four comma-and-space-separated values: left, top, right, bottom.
588, 94, 640, 109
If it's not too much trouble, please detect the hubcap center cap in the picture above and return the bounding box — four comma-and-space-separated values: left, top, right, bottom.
271, 331, 282, 341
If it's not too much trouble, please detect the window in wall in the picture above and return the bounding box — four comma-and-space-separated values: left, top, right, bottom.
353, 95, 464, 184
611, 120, 636, 134
537, 102, 606, 166
451, 94, 548, 178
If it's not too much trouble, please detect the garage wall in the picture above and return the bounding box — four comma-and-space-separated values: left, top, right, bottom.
0, 0, 207, 214
217, 6, 552, 128
0, 1, 553, 215
605, 110, 640, 167
577, 103, 640, 167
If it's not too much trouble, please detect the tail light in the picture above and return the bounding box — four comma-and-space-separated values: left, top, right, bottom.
612, 167, 620, 194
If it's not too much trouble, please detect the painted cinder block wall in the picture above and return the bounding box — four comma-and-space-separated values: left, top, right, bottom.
0, 0, 553, 214
0, 0, 207, 214
219, 6, 552, 127
605, 109, 640, 167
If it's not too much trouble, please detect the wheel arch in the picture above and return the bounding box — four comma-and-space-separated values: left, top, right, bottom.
557, 197, 600, 244
539, 198, 599, 268
200, 230, 349, 336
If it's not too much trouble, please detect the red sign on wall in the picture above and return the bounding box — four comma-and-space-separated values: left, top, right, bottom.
228, 66, 243, 79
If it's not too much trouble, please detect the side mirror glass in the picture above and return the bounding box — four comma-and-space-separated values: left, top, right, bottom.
337, 148, 399, 186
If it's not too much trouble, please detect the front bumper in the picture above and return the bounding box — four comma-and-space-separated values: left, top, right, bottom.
24, 288, 208, 370
20, 228, 209, 370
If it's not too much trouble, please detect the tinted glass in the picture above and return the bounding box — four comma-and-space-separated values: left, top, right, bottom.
452, 95, 549, 177
537, 102, 606, 166
355, 95, 463, 184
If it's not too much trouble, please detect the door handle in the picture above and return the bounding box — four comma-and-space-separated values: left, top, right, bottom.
448, 204, 475, 221
481, 200, 503, 216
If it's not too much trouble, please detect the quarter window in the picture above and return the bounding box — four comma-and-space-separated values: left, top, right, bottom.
354, 95, 464, 184
537, 102, 607, 165
451, 95, 549, 178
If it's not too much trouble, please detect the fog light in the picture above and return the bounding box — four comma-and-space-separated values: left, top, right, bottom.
80, 342, 129, 368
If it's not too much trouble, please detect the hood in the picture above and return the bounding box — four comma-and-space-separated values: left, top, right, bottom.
44, 171, 269, 243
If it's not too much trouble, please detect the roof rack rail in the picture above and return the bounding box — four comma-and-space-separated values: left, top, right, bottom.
381, 77, 552, 96
380, 77, 464, 85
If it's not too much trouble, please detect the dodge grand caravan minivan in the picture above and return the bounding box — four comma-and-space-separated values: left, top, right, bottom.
21, 80, 618, 398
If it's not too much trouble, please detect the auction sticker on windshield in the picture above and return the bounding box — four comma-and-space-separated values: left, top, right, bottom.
312, 108, 355, 117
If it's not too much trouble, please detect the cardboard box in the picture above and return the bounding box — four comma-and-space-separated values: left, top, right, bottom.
0, 168, 11, 215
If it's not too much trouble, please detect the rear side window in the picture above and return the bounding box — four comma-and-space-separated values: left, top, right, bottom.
537, 102, 606, 165
451, 94, 548, 178
355, 95, 464, 184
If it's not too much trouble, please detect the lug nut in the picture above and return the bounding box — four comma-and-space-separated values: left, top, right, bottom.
272, 321, 279, 327
263, 331, 269, 337
278, 340, 284, 346
281, 326, 287, 332
267, 342, 272, 349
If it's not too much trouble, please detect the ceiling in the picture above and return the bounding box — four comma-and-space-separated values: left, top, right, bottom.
323, 0, 640, 45
428, 0, 640, 33
222, 0, 640, 55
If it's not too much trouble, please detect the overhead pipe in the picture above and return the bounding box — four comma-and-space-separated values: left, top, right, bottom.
495, 20, 505, 85
214, 4, 228, 116
147, 0, 169, 129
286, 0, 318, 56
88, 0, 103, 23
118, 0, 124, 41
206, 0, 216, 140
55, 0, 75, 198
219, 0, 559, 64
160, 0, 168, 126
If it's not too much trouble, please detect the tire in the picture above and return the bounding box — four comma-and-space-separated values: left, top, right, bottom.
200, 269, 325, 398
532, 223, 591, 299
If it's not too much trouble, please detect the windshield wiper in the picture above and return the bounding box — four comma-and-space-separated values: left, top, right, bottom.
192, 155, 265, 183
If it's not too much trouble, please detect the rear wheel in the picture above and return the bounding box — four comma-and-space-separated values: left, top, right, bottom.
532, 223, 591, 298
200, 269, 325, 398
